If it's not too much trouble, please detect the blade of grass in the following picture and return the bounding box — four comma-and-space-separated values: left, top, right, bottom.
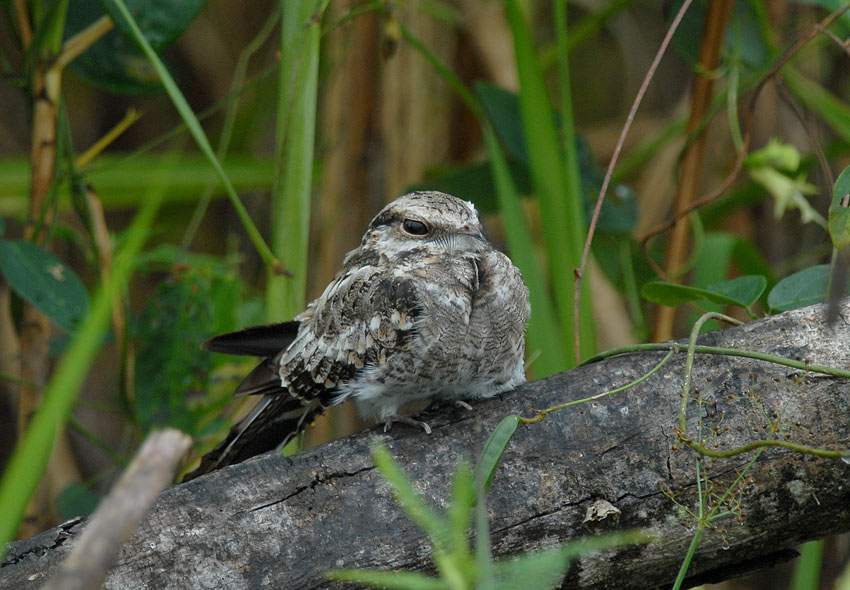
506, 0, 593, 366
371, 443, 448, 553
554, 0, 596, 363
483, 124, 568, 375
400, 23, 567, 376
182, 4, 283, 250
782, 66, 850, 145
266, 0, 323, 322
790, 540, 823, 590
102, 0, 278, 272
475, 480, 495, 590
0, 159, 167, 554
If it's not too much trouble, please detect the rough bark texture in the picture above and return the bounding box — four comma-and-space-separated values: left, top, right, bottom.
2, 302, 849, 589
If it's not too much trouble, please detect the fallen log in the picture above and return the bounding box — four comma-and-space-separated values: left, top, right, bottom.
2, 302, 849, 589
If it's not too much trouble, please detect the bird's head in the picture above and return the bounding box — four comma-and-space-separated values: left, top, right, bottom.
363, 191, 487, 258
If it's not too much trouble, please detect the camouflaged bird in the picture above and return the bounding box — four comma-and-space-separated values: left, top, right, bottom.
185, 191, 529, 479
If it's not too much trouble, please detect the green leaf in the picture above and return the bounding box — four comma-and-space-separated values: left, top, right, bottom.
475, 415, 519, 493
102, 0, 207, 48
371, 443, 448, 553
66, 7, 160, 95
748, 167, 823, 226
0, 240, 89, 333
671, 1, 767, 68
131, 269, 235, 434
494, 529, 653, 589
325, 569, 447, 590
64, 0, 207, 95
0, 216, 4, 236
705, 275, 767, 308
475, 482, 495, 590
767, 265, 850, 311
828, 165, 850, 249
783, 67, 850, 146
476, 82, 528, 163
642, 281, 741, 308
744, 138, 801, 172
494, 546, 570, 590
447, 462, 475, 557
732, 238, 776, 287
56, 483, 100, 519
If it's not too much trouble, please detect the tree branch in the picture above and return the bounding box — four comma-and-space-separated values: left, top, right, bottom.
2, 302, 849, 589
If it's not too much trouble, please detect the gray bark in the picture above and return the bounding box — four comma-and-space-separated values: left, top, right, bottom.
2, 302, 850, 589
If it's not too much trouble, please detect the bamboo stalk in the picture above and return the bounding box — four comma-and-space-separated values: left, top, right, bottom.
654, 0, 735, 342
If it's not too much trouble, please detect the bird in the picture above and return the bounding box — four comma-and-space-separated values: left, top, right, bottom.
184, 191, 529, 480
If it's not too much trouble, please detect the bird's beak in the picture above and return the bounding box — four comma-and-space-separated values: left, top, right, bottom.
448, 225, 486, 254
457, 224, 485, 241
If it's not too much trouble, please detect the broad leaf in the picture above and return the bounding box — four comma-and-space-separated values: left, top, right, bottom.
475, 415, 519, 493
57, 483, 100, 519
705, 275, 767, 308
642, 281, 740, 308
131, 267, 238, 434
0, 240, 89, 333
767, 265, 850, 311
65, 0, 206, 94
829, 165, 850, 249
476, 82, 528, 163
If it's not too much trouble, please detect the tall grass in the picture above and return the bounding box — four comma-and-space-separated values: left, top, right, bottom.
266, 0, 323, 322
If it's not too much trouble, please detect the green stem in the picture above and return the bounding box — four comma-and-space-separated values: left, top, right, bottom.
181, 5, 282, 250
0, 169, 165, 555
266, 0, 322, 321
671, 524, 703, 590
554, 0, 595, 363
104, 0, 278, 272
520, 348, 674, 423
684, 437, 843, 459
583, 343, 850, 379
680, 312, 743, 431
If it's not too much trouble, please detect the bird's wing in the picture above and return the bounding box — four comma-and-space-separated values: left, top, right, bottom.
280, 264, 421, 402
184, 264, 422, 480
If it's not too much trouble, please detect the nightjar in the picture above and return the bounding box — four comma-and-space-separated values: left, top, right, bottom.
185, 191, 529, 479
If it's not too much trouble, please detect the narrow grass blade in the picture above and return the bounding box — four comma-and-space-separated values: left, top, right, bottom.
266, 0, 322, 321
0, 170, 166, 554
483, 125, 567, 376
103, 0, 277, 271
372, 443, 448, 553
447, 462, 475, 557
505, 0, 595, 364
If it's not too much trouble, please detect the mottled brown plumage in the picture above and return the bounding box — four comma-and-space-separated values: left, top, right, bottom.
185, 191, 529, 479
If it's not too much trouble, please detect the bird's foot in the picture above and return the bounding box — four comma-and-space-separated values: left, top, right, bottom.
427, 399, 473, 411
383, 414, 432, 435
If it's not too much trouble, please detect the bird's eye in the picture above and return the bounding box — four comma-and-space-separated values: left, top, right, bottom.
402, 218, 429, 236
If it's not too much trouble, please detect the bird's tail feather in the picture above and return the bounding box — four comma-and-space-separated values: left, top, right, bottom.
183, 394, 323, 481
